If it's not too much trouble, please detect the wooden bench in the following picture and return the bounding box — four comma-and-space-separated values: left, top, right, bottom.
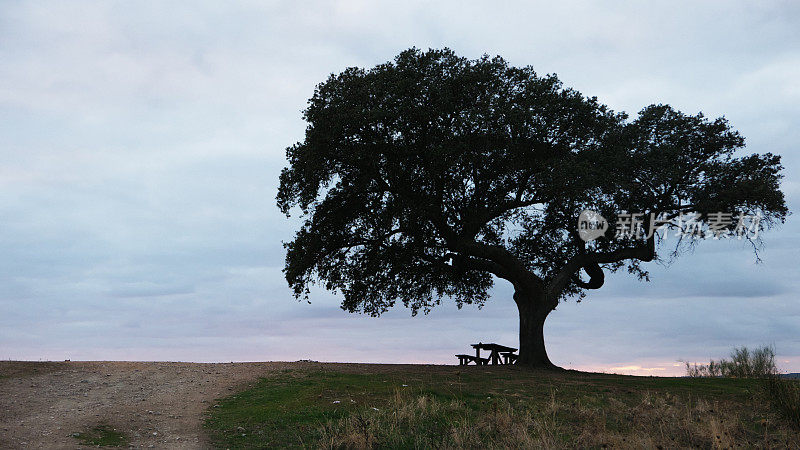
455, 354, 472, 365
455, 354, 490, 365
501, 352, 518, 365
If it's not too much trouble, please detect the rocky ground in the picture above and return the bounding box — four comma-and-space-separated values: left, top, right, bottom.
0, 360, 305, 449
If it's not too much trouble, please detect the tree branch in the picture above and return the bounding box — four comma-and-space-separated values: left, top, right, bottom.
448, 254, 514, 280
454, 240, 544, 290
573, 261, 605, 289
547, 227, 656, 298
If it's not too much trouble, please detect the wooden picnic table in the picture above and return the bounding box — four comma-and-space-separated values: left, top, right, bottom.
468, 342, 518, 365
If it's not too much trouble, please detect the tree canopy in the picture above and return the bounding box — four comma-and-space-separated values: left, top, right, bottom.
276, 48, 787, 357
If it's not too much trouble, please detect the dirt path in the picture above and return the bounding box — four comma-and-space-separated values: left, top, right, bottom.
0, 361, 305, 449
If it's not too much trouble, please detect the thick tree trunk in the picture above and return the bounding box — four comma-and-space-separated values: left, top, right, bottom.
514, 290, 557, 369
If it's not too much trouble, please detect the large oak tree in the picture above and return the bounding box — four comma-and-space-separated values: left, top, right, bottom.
277, 48, 787, 368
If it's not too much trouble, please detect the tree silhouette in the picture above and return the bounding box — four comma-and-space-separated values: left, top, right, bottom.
277, 48, 787, 368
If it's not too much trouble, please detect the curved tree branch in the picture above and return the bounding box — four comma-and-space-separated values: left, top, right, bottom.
573, 261, 605, 289
547, 224, 655, 298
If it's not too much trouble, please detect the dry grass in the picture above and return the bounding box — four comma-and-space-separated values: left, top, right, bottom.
766, 375, 800, 430
318, 387, 798, 449
206, 367, 800, 448
686, 345, 800, 433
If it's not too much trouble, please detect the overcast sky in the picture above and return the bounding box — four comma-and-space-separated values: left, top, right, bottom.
1, 1, 798, 375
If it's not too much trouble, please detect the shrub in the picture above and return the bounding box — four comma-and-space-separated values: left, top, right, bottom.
686, 346, 800, 430
685, 346, 777, 378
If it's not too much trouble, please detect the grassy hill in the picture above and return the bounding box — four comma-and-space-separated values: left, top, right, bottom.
204, 364, 800, 448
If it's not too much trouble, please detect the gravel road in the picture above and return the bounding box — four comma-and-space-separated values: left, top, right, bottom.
0, 361, 303, 449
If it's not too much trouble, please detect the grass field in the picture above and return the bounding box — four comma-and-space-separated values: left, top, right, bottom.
204, 365, 800, 448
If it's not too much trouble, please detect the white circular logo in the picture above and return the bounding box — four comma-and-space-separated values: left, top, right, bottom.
578, 210, 608, 242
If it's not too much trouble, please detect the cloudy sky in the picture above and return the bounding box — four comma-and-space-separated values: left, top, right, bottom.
1, 1, 798, 376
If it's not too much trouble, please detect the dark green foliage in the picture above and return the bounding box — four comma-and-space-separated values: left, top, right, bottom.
277, 47, 787, 317
204, 372, 373, 448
